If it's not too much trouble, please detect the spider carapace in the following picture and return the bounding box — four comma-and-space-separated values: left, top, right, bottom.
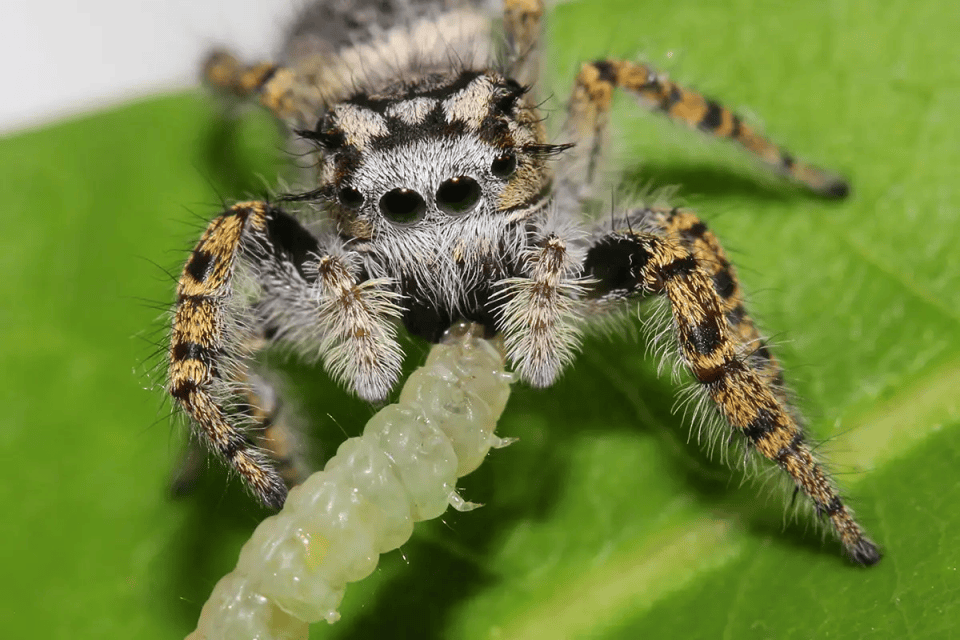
167, 0, 880, 566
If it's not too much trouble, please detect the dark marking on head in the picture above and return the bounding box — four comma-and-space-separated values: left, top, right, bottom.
297, 126, 346, 150
477, 113, 513, 147
781, 152, 795, 170
371, 102, 467, 151
350, 70, 484, 112
495, 78, 527, 114
334, 145, 363, 183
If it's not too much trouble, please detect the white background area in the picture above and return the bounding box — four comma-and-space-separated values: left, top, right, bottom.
1, 1, 304, 135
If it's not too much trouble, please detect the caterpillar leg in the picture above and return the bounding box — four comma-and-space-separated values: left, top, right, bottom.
562, 59, 849, 198
582, 219, 880, 565
503, 0, 545, 86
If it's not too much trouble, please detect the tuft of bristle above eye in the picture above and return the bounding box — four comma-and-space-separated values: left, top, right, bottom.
522, 142, 575, 157
495, 79, 529, 114
295, 127, 346, 150
277, 185, 334, 202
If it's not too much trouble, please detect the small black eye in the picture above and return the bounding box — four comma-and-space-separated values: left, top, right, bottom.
338, 186, 364, 209
491, 153, 517, 178
379, 188, 426, 224
436, 176, 481, 215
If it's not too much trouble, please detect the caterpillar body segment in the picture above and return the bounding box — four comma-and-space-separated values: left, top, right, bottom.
187, 325, 513, 638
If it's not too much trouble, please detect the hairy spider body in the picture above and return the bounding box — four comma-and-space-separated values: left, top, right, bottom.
168, 0, 880, 566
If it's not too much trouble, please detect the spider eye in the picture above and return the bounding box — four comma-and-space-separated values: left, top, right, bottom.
380, 188, 426, 224
436, 176, 481, 215
490, 153, 517, 178
338, 186, 364, 209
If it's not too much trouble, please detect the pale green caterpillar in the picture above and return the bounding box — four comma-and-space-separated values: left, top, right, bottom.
187, 323, 513, 639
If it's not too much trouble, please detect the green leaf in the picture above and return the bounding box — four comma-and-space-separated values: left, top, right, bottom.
3, 0, 957, 638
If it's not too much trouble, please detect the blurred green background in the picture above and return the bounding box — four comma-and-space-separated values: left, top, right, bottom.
2, 0, 958, 638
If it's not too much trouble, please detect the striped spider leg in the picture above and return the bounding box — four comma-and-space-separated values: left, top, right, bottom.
560, 58, 850, 202
579, 209, 880, 565
165, 0, 879, 567
541, 51, 877, 563
168, 202, 402, 508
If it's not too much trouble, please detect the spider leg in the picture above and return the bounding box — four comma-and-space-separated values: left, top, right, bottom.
561, 59, 849, 198
582, 218, 880, 565
495, 228, 588, 387
203, 50, 321, 127
502, 0, 544, 86
169, 202, 403, 507
170, 202, 292, 507
238, 362, 310, 488
169, 343, 310, 497
632, 206, 787, 394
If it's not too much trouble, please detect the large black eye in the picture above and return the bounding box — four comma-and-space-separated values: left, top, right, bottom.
436, 176, 481, 215
338, 186, 364, 209
379, 188, 426, 224
491, 153, 517, 178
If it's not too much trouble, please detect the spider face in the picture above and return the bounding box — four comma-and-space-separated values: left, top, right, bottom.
173, 0, 879, 574
297, 70, 556, 338
310, 72, 546, 230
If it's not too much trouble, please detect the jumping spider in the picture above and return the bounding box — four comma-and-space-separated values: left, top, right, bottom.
168, 0, 880, 565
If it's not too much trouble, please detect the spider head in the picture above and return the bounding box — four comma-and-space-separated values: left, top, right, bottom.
295, 70, 568, 239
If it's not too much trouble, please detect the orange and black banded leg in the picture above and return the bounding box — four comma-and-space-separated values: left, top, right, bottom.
565, 59, 850, 198
240, 365, 312, 488
583, 223, 880, 565
503, 0, 545, 86
203, 50, 319, 126
633, 206, 786, 393
169, 201, 322, 508
170, 340, 311, 497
